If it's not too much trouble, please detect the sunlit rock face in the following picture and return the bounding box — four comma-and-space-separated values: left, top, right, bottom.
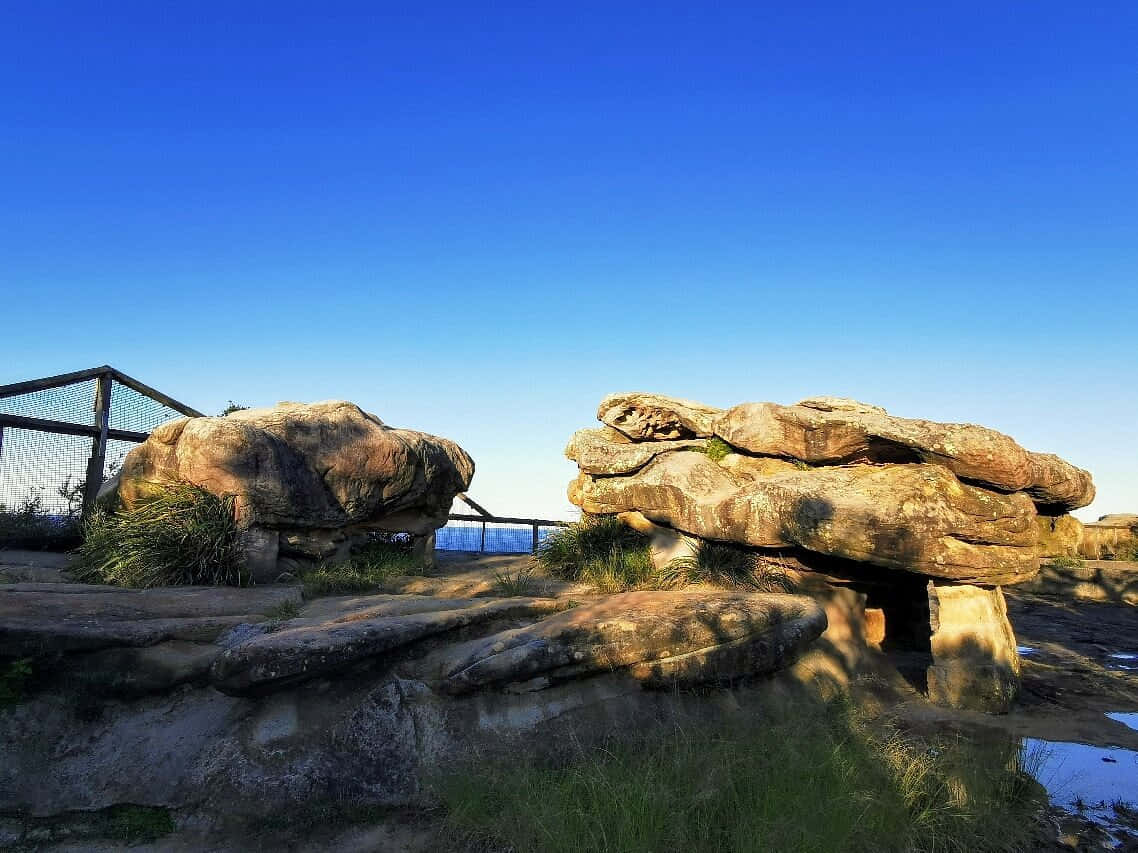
112, 401, 474, 578
568, 393, 1096, 585
566, 392, 1097, 713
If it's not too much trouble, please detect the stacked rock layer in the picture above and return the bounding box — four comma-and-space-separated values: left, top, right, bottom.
567, 393, 1096, 713
568, 393, 1094, 586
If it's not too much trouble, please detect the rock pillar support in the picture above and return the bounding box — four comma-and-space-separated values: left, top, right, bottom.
926, 582, 1020, 714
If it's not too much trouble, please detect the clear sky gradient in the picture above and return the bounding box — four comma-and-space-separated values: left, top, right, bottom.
2, 2, 1136, 520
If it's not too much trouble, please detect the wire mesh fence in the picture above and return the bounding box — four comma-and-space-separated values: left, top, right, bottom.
0, 366, 201, 550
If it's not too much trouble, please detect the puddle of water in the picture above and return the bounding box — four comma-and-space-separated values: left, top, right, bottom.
1025, 737, 1138, 844
1107, 712, 1138, 733
1109, 653, 1138, 661
1026, 738, 1138, 808
1017, 645, 1037, 656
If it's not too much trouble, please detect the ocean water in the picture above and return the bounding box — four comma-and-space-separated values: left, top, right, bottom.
435, 522, 560, 554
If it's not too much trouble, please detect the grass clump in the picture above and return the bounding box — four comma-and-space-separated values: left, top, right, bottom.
493, 567, 538, 596
107, 805, 174, 844
72, 482, 248, 588
437, 699, 1046, 853
0, 658, 33, 708
703, 436, 734, 462
660, 540, 794, 592
1046, 554, 1085, 569
265, 598, 300, 620
299, 536, 422, 597
536, 515, 654, 592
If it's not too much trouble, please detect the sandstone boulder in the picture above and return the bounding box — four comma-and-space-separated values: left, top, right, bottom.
573, 452, 1039, 585
422, 590, 826, 694
1035, 514, 1084, 558
566, 427, 707, 475
926, 583, 1020, 714
598, 393, 723, 440
113, 401, 474, 577
712, 399, 1093, 511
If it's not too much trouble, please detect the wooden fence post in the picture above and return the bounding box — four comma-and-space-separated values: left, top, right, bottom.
81, 371, 112, 516
531, 523, 539, 554
480, 521, 487, 552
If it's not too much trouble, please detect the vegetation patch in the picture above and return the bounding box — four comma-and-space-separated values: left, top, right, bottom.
264, 599, 301, 621
703, 436, 734, 462
493, 566, 539, 596
436, 699, 1046, 853
538, 517, 796, 594
1046, 555, 1086, 569
72, 482, 248, 588
0, 658, 33, 708
658, 539, 795, 592
299, 536, 423, 597
107, 805, 175, 844
536, 515, 655, 592
0, 492, 83, 552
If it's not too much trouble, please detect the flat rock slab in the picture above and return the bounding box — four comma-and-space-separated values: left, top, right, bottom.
424, 590, 827, 694
210, 596, 568, 694
0, 584, 301, 657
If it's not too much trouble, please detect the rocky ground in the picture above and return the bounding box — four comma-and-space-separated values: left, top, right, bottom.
2, 549, 1137, 851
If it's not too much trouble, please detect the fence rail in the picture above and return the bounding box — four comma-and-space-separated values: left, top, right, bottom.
439, 496, 570, 554
0, 366, 201, 538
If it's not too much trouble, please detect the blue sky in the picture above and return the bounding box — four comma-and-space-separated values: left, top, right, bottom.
2, 2, 1136, 520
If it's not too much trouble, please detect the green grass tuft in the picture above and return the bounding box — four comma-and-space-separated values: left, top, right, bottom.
436, 699, 1046, 853
660, 539, 795, 592
536, 515, 655, 592
107, 805, 174, 844
493, 567, 538, 596
299, 537, 423, 597
0, 657, 33, 708
71, 482, 248, 588
1046, 555, 1085, 569
265, 599, 301, 621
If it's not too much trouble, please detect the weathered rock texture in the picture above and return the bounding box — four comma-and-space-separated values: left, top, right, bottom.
0, 582, 834, 825
572, 393, 1095, 585
568, 392, 1096, 713
926, 583, 1020, 714
112, 401, 474, 579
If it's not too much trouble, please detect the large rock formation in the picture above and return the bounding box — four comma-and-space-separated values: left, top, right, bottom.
566, 392, 1096, 712
0, 582, 831, 826
110, 401, 474, 579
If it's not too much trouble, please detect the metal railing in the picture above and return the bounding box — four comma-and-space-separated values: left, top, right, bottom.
439, 493, 570, 554
0, 366, 202, 532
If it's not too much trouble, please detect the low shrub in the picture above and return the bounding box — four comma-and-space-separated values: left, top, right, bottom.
436, 698, 1046, 853
72, 482, 248, 588
536, 515, 655, 592
704, 436, 734, 462
0, 495, 83, 551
